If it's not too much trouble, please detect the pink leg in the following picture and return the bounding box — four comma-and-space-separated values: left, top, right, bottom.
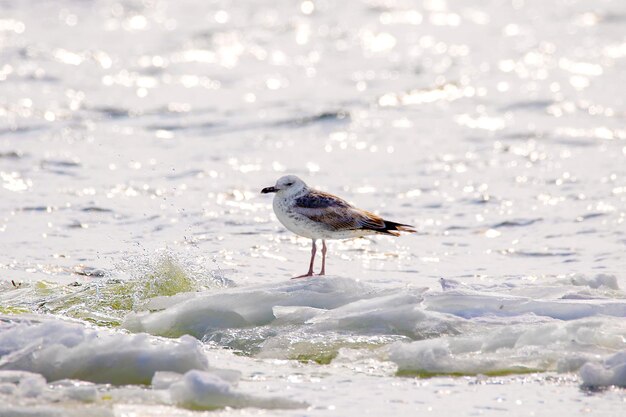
292, 239, 316, 279
318, 240, 327, 276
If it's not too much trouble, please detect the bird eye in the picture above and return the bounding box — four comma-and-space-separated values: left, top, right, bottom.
285, 182, 294, 186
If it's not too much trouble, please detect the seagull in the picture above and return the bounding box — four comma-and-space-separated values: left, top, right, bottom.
261, 175, 416, 278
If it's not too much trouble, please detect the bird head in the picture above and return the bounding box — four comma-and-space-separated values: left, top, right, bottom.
261, 175, 307, 196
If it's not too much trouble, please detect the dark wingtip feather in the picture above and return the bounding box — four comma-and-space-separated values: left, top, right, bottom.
367, 220, 416, 236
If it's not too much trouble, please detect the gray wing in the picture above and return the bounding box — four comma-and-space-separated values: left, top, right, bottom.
294, 190, 352, 209
294, 190, 415, 235
294, 190, 403, 234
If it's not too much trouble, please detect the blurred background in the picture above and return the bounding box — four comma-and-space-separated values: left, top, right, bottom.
1, 0, 625, 286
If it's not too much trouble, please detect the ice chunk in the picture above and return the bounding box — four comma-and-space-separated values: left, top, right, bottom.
17, 372, 47, 398
0, 368, 303, 414
389, 317, 626, 376
580, 350, 626, 387
124, 277, 376, 337
272, 306, 325, 324
425, 290, 626, 320
167, 370, 304, 410
122, 276, 626, 376
0, 370, 105, 416
125, 278, 436, 361
566, 273, 619, 290
0, 370, 40, 384
0, 319, 209, 384
169, 370, 232, 409
307, 292, 457, 339
61, 385, 98, 403
253, 290, 440, 362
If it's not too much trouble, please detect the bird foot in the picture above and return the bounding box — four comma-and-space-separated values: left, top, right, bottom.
291, 272, 314, 279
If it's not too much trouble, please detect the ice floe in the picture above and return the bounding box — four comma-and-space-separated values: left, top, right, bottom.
424, 290, 626, 320
124, 277, 385, 337
0, 317, 209, 384
580, 350, 626, 388
164, 370, 303, 410
0, 318, 305, 413
0, 368, 304, 416
388, 317, 626, 376
121, 275, 626, 376
562, 273, 620, 290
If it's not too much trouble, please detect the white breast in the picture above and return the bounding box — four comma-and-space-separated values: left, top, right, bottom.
273, 195, 320, 239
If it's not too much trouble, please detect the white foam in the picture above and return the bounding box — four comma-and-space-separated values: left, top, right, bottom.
580, 350, 626, 387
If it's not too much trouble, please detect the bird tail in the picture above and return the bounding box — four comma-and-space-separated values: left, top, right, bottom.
378, 220, 417, 236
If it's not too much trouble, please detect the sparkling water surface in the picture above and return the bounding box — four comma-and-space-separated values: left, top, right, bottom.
0, 0, 625, 415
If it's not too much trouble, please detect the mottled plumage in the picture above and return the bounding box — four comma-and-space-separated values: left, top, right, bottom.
295, 191, 350, 209
261, 175, 416, 278
292, 189, 413, 237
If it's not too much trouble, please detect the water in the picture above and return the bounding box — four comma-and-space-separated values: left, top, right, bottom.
1, 0, 625, 415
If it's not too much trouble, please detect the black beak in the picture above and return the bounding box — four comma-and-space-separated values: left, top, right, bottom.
261, 186, 278, 194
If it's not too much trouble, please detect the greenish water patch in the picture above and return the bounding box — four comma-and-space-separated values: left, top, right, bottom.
0, 251, 233, 327
34, 280, 56, 296
0, 305, 30, 315
278, 337, 400, 364
293, 351, 338, 365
